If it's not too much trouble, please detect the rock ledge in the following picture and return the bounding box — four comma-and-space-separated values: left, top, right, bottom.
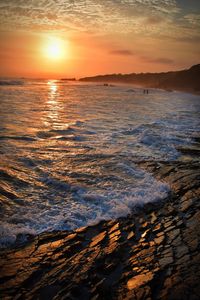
0, 161, 200, 300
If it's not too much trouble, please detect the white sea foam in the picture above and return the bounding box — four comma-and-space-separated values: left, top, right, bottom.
0, 164, 169, 248
0, 81, 200, 248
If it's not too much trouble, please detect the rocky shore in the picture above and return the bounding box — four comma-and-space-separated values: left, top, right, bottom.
0, 156, 200, 299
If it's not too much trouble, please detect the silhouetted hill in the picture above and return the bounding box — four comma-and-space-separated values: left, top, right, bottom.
80, 64, 200, 93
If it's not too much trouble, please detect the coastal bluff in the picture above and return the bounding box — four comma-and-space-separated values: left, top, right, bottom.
80, 64, 200, 94
0, 157, 200, 299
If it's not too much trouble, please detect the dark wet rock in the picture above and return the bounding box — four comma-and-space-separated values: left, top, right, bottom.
0, 159, 200, 299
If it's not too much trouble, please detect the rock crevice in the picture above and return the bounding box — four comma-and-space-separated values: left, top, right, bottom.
0, 161, 200, 300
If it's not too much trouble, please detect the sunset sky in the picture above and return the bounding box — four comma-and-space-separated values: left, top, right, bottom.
0, 0, 199, 78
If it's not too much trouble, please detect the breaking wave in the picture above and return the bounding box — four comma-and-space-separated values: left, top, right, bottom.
0, 80, 199, 248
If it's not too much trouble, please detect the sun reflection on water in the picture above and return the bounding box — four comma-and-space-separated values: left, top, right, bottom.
48, 80, 58, 95
44, 80, 62, 129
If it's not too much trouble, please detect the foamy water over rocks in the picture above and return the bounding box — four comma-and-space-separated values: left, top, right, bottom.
0, 80, 200, 248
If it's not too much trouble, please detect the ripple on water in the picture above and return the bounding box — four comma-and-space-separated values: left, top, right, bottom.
0, 82, 200, 248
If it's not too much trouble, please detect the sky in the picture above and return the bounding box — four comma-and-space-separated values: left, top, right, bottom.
0, 0, 199, 78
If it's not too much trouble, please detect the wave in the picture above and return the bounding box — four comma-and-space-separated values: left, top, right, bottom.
0, 135, 37, 141
36, 126, 96, 140
0, 164, 169, 249
0, 82, 199, 249
0, 80, 24, 86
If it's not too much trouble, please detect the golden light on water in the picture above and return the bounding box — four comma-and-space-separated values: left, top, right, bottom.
45, 80, 60, 128
48, 80, 58, 94
45, 81, 71, 135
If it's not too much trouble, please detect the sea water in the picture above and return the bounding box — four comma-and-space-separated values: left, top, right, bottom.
0, 79, 199, 248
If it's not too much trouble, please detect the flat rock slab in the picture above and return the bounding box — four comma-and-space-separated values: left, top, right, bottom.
0, 161, 200, 300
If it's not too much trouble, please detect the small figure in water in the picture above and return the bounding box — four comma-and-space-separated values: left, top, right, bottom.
143, 89, 149, 94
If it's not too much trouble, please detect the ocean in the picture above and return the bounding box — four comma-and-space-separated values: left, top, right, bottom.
0, 79, 199, 248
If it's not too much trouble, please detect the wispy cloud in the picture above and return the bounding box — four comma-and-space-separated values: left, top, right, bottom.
0, 1, 199, 45
184, 13, 200, 27
145, 16, 164, 25
141, 56, 174, 65
0, 0, 181, 34
0, 0, 199, 73
110, 49, 134, 56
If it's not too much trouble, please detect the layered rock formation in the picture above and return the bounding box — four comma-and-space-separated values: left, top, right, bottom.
0, 158, 200, 299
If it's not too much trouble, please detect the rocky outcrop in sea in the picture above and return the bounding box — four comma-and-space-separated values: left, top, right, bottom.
0, 155, 200, 299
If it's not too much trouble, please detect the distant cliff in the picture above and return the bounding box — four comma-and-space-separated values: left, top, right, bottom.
80, 64, 200, 93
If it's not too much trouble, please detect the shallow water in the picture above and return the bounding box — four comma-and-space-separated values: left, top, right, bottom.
0, 79, 200, 248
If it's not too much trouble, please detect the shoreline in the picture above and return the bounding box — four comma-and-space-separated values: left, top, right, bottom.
0, 186, 168, 253
79, 64, 200, 97
0, 155, 199, 299
78, 79, 200, 96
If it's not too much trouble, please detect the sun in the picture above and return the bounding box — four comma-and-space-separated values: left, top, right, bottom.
43, 37, 66, 60
47, 44, 61, 59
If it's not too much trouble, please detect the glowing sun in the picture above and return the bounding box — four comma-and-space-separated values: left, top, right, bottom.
43, 38, 66, 60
